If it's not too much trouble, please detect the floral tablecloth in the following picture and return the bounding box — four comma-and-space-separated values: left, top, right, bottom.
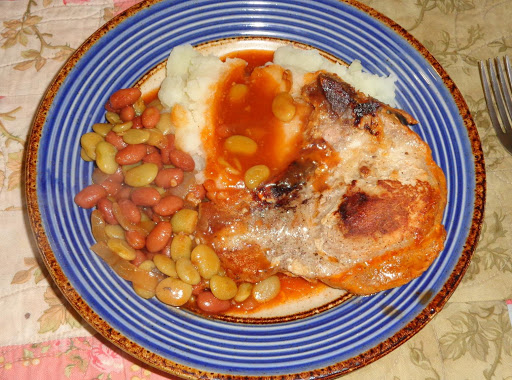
1, 0, 511, 379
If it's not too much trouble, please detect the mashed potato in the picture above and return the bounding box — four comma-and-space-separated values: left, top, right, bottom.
158, 44, 397, 178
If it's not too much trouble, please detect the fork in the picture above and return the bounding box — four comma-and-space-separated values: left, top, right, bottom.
479, 56, 512, 154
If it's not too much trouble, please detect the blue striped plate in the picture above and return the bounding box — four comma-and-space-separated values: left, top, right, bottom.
26, 0, 485, 378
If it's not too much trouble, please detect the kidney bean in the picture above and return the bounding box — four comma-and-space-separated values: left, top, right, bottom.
196, 291, 231, 314
115, 186, 132, 201
153, 195, 184, 216
109, 88, 141, 110
115, 144, 147, 165
100, 178, 122, 197
185, 184, 206, 205
142, 151, 163, 169
125, 229, 146, 250
120, 106, 135, 122
104, 101, 119, 113
170, 150, 195, 172
141, 106, 161, 129
105, 131, 128, 150
130, 187, 161, 207
131, 116, 143, 129
159, 134, 175, 165
130, 249, 147, 266
118, 198, 141, 224
146, 221, 172, 253
154, 167, 184, 188
74, 184, 107, 209
97, 198, 118, 225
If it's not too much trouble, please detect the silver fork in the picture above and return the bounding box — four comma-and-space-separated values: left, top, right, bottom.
479, 56, 512, 154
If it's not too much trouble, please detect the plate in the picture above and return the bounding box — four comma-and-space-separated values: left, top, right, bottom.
26, 0, 485, 378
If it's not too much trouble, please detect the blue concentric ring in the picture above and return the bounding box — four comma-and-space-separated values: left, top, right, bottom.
33, 0, 480, 377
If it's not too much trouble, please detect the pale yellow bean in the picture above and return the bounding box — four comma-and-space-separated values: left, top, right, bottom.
175, 257, 200, 285
228, 83, 249, 102
124, 163, 158, 187
170, 209, 198, 234
138, 259, 156, 272
95, 141, 119, 174
112, 120, 133, 133
191, 244, 220, 279
153, 254, 178, 277
234, 282, 253, 303
272, 92, 296, 122
107, 238, 137, 260
105, 111, 122, 124
133, 97, 146, 116
155, 277, 192, 306
170, 234, 192, 261
210, 274, 237, 301
92, 123, 113, 137
156, 112, 173, 135
146, 129, 165, 147
91, 209, 107, 243
252, 275, 280, 302
133, 285, 155, 299
224, 135, 258, 155
80, 148, 93, 162
121, 162, 141, 174
104, 224, 125, 239
122, 129, 150, 144
80, 132, 104, 160
244, 165, 270, 190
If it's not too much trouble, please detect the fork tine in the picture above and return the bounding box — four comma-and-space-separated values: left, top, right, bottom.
488, 58, 512, 134
496, 56, 512, 129
479, 60, 505, 138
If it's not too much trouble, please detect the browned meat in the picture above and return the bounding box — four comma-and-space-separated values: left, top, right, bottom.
197, 72, 447, 295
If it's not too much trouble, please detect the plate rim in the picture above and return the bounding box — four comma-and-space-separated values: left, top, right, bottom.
25, 0, 486, 378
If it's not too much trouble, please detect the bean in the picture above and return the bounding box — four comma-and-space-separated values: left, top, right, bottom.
109, 88, 142, 110
122, 129, 150, 145
105, 130, 128, 150
155, 112, 173, 135
130, 187, 161, 207
141, 106, 161, 129
224, 135, 258, 155
125, 230, 145, 249
210, 274, 237, 300
115, 144, 147, 165
153, 254, 178, 277
159, 135, 175, 164
153, 195, 183, 216
74, 184, 107, 209
80, 148, 93, 162
131, 250, 147, 266
244, 165, 270, 190
272, 92, 296, 122
252, 275, 280, 302
91, 209, 108, 243
234, 282, 253, 303
170, 233, 192, 261
228, 83, 249, 102
107, 238, 137, 261
105, 224, 126, 239
143, 151, 163, 169
169, 150, 195, 171
146, 221, 172, 253
196, 291, 231, 314
80, 132, 104, 160
105, 111, 122, 125
138, 259, 156, 272
146, 129, 165, 147
100, 177, 122, 197
118, 198, 141, 224
133, 97, 146, 116
92, 123, 113, 137
185, 184, 206, 206
175, 257, 200, 285
120, 105, 135, 122
95, 141, 119, 174
131, 115, 143, 129
97, 198, 118, 224
154, 168, 184, 188
155, 277, 192, 306
170, 209, 198, 234
191, 244, 220, 280
111, 120, 133, 133
124, 163, 159, 187
133, 285, 155, 299
115, 185, 132, 200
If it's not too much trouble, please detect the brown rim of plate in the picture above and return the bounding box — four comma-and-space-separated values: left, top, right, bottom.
24, 0, 486, 379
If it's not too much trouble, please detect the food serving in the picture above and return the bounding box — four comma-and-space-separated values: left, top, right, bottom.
74, 44, 447, 315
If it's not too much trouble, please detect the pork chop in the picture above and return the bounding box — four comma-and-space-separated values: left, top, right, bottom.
197, 72, 447, 295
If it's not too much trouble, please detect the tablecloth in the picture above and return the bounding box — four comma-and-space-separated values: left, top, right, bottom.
0, 0, 511, 378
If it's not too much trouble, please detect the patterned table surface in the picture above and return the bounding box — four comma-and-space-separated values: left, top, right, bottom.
0, 0, 511, 379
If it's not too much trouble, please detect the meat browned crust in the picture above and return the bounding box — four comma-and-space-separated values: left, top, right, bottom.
197, 72, 447, 295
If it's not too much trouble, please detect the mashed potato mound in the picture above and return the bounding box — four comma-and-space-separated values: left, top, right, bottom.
158, 44, 397, 179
